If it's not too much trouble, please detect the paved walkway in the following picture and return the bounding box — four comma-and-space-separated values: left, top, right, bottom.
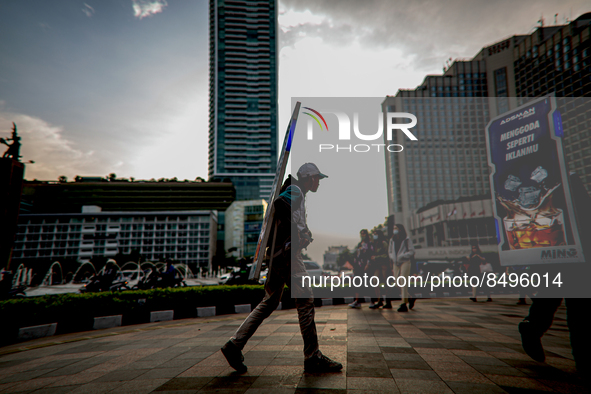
0, 298, 586, 393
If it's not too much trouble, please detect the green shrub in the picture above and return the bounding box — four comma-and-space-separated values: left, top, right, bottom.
0, 285, 283, 345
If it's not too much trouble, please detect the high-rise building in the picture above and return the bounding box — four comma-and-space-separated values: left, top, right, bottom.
383, 12, 590, 259
208, 0, 278, 201
511, 13, 591, 189
382, 58, 491, 219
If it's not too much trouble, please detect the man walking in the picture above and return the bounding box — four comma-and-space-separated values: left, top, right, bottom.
221, 163, 342, 374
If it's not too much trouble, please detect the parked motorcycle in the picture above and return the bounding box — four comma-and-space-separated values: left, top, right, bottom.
79, 275, 130, 293
132, 269, 186, 290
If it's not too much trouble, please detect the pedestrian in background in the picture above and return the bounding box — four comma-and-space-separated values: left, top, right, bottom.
389, 224, 415, 312
467, 245, 490, 302
348, 229, 372, 308
367, 229, 390, 309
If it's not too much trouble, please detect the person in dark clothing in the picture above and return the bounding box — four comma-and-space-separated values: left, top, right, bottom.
388, 224, 416, 312
349, 229, 372, 308
519, 172, 591, 378
368, 229, 390, 309
161, 260, 176, 287
221, 163, 342, 374
467, 245, 491, 302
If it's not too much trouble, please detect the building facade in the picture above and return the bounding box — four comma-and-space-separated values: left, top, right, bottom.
21, 178, 235, 213
208, 0, 278, 200
511, 14, 591, 190
383, 58, 492, 221
384, 13, 591, 242
408, 197, 498, 261
224, 199, 267, 258
12, 209, 217, 271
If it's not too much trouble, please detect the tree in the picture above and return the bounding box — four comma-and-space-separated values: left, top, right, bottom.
108, 173, 117, 181
58, 175, 67, 183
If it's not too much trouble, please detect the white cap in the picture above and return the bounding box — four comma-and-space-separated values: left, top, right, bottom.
297, 163, 328, 179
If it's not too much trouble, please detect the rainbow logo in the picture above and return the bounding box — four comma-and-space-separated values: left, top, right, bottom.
303, 107, 329, 131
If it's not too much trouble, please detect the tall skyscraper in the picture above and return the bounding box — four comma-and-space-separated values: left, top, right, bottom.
208, 0, 278, 201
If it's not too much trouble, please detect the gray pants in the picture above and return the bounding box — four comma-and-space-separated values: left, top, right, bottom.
231, 252, 320, 360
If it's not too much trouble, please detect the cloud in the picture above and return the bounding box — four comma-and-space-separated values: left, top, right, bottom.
132, 0, 168, 19
0, 113, 103, 180
82, 3, 95, 18
279, 0, 591, 71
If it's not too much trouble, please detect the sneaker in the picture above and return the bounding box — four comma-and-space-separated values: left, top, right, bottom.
382, 302, 393, 309
408, 298, 416, 310
517, 299, 527, 305
221, 340, 247, 373
304, 353, 343, 373
518, 321, 545, 363
487, 298, 493, 302
369, 301, 383, 309
470, 297, 477, 302
348, 301, 361, 308
397, 303, 408, 312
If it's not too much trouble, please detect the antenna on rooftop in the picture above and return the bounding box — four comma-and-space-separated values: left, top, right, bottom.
555, 13, 558, 25
538, 14, 544, 27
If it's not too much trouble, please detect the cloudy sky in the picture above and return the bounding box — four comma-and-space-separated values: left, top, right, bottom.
1, 0, 589, 261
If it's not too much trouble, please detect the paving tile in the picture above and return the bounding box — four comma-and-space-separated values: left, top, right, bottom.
435, 370, 493, 384
46, 371, 110, 387
1, 376, 62, 392
26, 386, 81, 394
471, 364, 528, 377
390, 369, 441, 381
250, 375, 300, 389
387, 360, 432, 370
293, 389, 346, 394
297, 373, 346, 389
245, 388, 296, 394
199, 376, 257, 392
346, 364, 391, 378
135, 367, 194, 380
394, 378, 453, 394
116, 378, 170, 394
65, 381, 124, 394
0, 368, 56, 384
346, 376, 399, 391
445, 382, 508, 394
382, 353, 424, 362
154, 377, 213, 391
484, 374, 553, 391
91, 368, 148, 382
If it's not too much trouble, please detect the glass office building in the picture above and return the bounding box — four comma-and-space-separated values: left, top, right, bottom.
208, 0, 278, 200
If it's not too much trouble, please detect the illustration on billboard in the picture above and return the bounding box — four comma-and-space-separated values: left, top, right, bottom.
485, 96, 584, 265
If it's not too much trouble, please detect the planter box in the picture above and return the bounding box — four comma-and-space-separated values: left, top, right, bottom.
93, 315, 122, 330
235, 304, 251, 314
196, 306, 216, 318
18, 323, 57, 341
150, 310, 174, 322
